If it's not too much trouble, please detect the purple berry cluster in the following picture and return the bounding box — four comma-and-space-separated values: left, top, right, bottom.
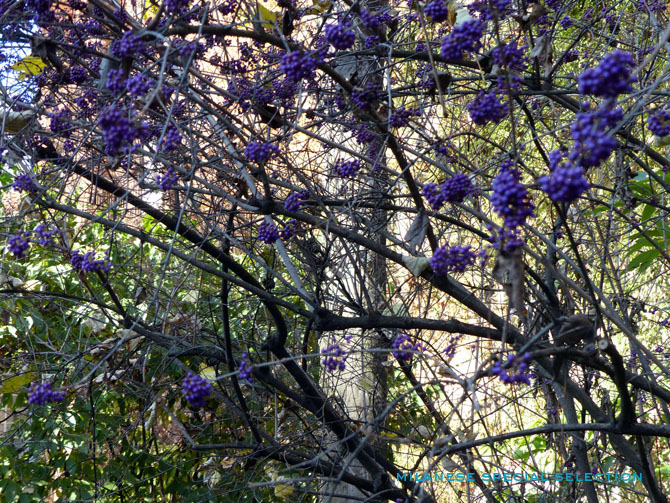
106, 68, 127, 95
284, 189, 309, 211
440, 20, 484, 60
8, 232, 31, 258
127, 74, 153, 98
638, 0, 666, 11
422, 174, 474, 210
99, 105, 145, 155
112, 31, 144, 59
161, 127, 183, 151
492, 352, 532, 385
442, 173, 474, 203
335, 159, 361, 178
560, 16, 574, 28
577, 51, 635, 98
443, 334, 462, 359
238, 353, 253, 382
425, 0, 449, 22
392, 333, 422, 362
389, 107, 420, 128
258, 221, 280, 244
322, 342, 347, 372
468, 91, 508, 126
279, 219, 299, 239
569, 104, 622, 168
360, 9, 383, 30
68, 65, 88, 85
492, 42, 528, 72
538, 150, 589, 203
430, 244, 476, 275
28, 382, 65, 405
165, 0, 191, 15
34, 224, 58, 246
244, 141, 280, 163
325, 22, 356, 50
49, 108, 72, 137
156, 168, 179, 190
280, 51, 319, 82
423, 183, 445, 210
648, 108, 670, 137
469, 0, 512, 20
181, 372, 211, 408
12, 174, 38, 193
71, 250, 112, 273
491, 168, 535, 230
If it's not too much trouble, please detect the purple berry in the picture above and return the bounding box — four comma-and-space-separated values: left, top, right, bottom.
468, 91, 508, 126
106, 68, 127, 95
181, 372, 211, 408
8, 232, 31, 258
284, 189, 309, 212
423, 182, 446, 210
28, 381, 65, 405
161, 127, 182, 151
127, 74, 153, 98
389, 107, 419, 128
325, 22, 356, 50
430, 244, 476, 275
258, 221, 280, 244
538, 150, 589, 203
577, 51, 636, 98
648, 108, 670, 137
244, 141, 280, 163
491, 168, 535, 230
238, 353, 253, 382
280, 51, 319, 83
392, 333, 421, 361
321, 342, 347, 371
156, 168, 179, 190
12, 174, 38, 193
335, 159, 361, 178
425, 0, 449, 22
441, 20, 484, 60
112, 31, 145, 59
442, 174, 474, 203
34, 224, 58, 246
279, 219, 299, 239
569, 104, 622, 168
71, 250, 112, 273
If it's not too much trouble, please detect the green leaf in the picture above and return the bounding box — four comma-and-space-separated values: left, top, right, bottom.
0, 372, 37, 393
641, 204, 657, 222
1, 480, 19, 502
627, 249, 660, 271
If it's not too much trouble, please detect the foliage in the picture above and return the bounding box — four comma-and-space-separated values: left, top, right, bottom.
0, 0, 670, 502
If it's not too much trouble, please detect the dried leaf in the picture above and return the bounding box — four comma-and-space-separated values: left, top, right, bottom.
530, 34, 547, 59
405, 208, 427, 251
492, 247, 525, 319
402, 255, 431, 276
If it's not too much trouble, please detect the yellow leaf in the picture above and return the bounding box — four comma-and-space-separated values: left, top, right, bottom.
199, 363, 217, 381
305, 0, 331, 15
448, 1, 457, 25
258, 2, 278, 24
274, 482, 294, 498
0, 372, 36, 393
10, 56, 48, 80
